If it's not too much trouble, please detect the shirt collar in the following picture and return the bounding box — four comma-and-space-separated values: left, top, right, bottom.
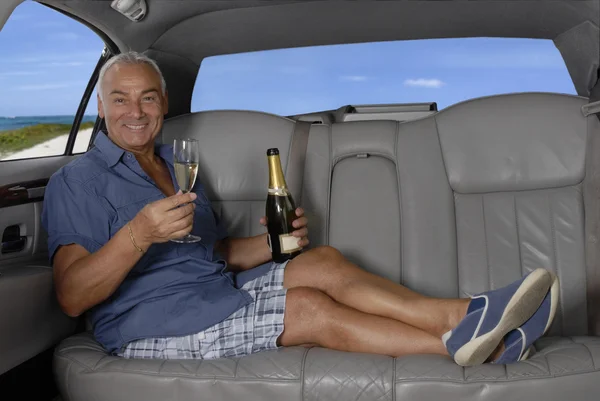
94, 131, 174, 168
94, 131, 125, 168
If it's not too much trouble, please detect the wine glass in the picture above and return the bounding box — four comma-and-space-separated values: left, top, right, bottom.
171, 138, 202, 243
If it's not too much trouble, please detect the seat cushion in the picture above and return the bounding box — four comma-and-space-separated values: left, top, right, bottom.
54, 332, 307, 401
55, 333, 600, 401
394, 336, 600, 401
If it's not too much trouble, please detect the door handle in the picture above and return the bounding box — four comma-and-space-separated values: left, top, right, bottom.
1, 225, 27, 254
1, 238, 26, 254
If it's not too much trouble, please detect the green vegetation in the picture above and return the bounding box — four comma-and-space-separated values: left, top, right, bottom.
0, 121, 94, 156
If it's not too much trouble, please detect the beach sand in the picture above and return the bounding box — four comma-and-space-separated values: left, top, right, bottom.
1, 128, 93, 161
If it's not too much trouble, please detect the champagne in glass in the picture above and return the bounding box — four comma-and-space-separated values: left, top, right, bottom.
171, 138, 202, 243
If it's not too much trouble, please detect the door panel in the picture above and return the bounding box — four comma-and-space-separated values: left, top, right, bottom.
0, 155, 78, 185
0, 1, 109, 382
0, 264, 77, 376
0, 203, 38, 263
0, 157, 81, 375
0, 156, 79, 267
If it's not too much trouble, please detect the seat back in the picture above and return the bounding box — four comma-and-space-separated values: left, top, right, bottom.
162, 110, 298, 238
305, 93, 595, 336
434, 93, 590, 336
163, 93, 598, 336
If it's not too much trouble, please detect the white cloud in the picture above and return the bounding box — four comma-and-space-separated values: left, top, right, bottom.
10, 14, 30, 21
48, 32, 80, 41
33, 21, 66, 28
340, 75, 368, 82
279, 66, 310, 75
47, 62, 86, 67
404, 78, 445, 88
17, 83, 73, 91
438, 50, 565, 69
0, 71, 43, 77
1, 52, 100, 64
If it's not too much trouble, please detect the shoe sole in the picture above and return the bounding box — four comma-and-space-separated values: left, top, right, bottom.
453, 268, 552, 366
543, 271, 560, 335
519, 271, 560, 362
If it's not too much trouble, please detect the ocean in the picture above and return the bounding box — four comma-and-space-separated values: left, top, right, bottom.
0, 115, 97, 132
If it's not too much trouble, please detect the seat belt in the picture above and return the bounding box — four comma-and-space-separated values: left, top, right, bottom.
285, 121, 311, 204
583, 53, 600, 334
582, 72, 600, 121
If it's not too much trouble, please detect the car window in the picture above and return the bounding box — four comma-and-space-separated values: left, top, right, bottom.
192, 38, 577, 116
0, 1, 104, 161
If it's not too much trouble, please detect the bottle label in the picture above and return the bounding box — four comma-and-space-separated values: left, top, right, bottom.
268, 187, 288, 196
279, 233, 301, 253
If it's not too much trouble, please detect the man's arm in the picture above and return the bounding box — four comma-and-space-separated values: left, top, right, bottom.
53, 193, 196, 317
53, 224, 146, 317
216, 234, 271, 272
217, 207, 309, 272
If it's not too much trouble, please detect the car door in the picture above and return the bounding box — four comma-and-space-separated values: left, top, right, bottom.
0, 1, 114, 399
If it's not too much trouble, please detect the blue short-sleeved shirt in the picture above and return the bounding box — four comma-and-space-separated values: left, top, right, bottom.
41, 131, 255, 354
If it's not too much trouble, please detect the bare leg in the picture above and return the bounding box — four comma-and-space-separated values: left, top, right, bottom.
284, 246, 469, 338
278, 287, 447, 357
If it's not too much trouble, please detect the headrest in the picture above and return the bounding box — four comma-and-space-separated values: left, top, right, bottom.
162, 110, 296, 200
435, 93, 589, 193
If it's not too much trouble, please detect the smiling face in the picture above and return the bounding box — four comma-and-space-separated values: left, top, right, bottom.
97, 62, 168, 153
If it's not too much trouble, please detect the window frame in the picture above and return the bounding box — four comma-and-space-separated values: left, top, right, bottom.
0, 3, 118, 162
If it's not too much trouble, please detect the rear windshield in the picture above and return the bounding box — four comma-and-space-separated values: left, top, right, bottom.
192, 38, 576, 116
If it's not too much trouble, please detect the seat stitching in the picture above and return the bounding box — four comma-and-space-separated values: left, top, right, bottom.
300, 347, 309, 399
482, 195, 491, 290
514, 195, 524, 277
582, 342, 598, 370
549, 194, 564, 334
327, 124, 333, 245
433, 115, 460, 296
54, 354, 94, 373
394, 121, 404, 285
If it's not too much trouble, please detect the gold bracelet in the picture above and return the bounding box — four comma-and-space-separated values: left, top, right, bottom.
127, 222, 144, 253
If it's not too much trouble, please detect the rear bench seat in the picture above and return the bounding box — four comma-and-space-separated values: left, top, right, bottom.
53, 93, 600, 401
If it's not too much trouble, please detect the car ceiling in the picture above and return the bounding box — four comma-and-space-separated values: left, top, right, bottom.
28, 0, 600, 117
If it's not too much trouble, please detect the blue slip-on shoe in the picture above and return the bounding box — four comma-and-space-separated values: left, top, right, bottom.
442, 268, 552, 366
492, 271, 560, 365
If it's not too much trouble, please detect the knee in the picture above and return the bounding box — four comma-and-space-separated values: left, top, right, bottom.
280, 287, 337, 347
286, 287, 335, 327
288, 287, 332, 315
306, 245, 344, 266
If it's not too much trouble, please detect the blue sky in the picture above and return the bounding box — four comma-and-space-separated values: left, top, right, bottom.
2, 1, 577, 117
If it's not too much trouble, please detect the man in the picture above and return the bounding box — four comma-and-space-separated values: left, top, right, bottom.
42, 52, 558, 366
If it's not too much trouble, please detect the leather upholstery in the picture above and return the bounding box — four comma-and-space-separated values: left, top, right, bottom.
436, 93, 588, 193
54, 332, 305, 401
54, 333, 600, 401
162, 110, 297, 239
162, 110, 296, 202
329, 121, 401, 282
0, 265, 76, 375
54, 93, 600, 400
454, 188, 587, 336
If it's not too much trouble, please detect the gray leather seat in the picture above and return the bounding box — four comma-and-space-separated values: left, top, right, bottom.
54, 93, 600, 401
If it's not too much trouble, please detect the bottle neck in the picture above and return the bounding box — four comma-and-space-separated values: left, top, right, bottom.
268, 154, 288, 190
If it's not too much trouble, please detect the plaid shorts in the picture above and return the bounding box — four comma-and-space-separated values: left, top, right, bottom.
119, 261, 288, 360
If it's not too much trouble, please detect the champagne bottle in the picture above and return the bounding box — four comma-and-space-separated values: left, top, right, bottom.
266, 148, 302, 263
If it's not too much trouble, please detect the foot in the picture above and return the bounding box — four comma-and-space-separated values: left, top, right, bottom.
492, 271, 560, 365
442, 268, 552, 366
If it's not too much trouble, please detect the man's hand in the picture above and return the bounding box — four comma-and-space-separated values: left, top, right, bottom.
260, 207, 309, 248
130, 191, 197, 249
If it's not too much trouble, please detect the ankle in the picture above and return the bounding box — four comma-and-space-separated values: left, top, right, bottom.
446, 299, 470, 335
487, 341, 506, 362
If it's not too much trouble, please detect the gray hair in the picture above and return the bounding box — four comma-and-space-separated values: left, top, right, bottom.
97, 51, 166, 100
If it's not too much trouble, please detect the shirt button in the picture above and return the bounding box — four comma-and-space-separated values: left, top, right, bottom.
127, 153, 132, 158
